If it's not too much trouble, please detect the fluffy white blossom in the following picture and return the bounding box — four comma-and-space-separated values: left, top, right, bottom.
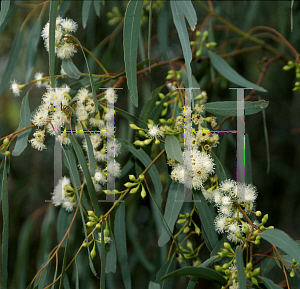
105, 88, 117, 103
147, 124, 162, 138
28, 130, 47, 151
10, 80, 22, 96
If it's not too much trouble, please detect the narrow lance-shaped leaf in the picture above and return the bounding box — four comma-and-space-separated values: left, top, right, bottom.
259, 276, 283, 289
157, 3, 170, 60
94, 0, 101, 17
235, 246, 247, 289
62, 58, 82, 79
155, 254, 176, 288
1, 164, 8, 289
114, 202, 132, 289
170, 1, 193, 89
0, 5, 18, 36
165, 135, 183, 163
100, 222, 106, 289
0, 0, 10, 28
12, 93, 32, 156
123, 0, 143, 107
177, 1, 197, 31
82, 0, 92, 29
193, 190, 219, 251
204, 100, 269, 116
25, 19, 42, 82
260, 229, 300, 266
158, 181, 184, 247
207, 50, 267, 92
0, 29, 23, 97
210, 151, 226, 182
105, 227, 117, 274
160, 266, 227, 286
49, 1, 59, 88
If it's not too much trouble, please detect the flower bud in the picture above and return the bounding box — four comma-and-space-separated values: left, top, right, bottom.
196, 49, 202, 57
251, 277, 258, 286
196, 31, 201, 38
288, 61, 294, 66
144, 139, 152, 145
95, 223, 101, 229
86, 222, 95, 227
177, 219, 186, 224
3, 151, 10, 156
236, 232, 243, 239
138, 130, 147, 137
186, 240, 193, 251
141, 186, 146, 198
254, 239, 260, 245
159, 118, 167, 124
88, 210, 96, 217
290, 270, 295, 278
255, 211, 262, 217
133, 140, 143, 146
246, 272, 252, 279
183, 227, 190, 234
124, 182, 137, 188
190, 41, 196, 46
282, 65, 294, 70
243, 226, 250, 235
246, 262, 253, 271
158, 93, 165, 99
3, 138, 9, 147
130, 186, 139, 194
195, 225, 200, 235
214, 265, 223, 272
129, 175, 136, 181
90, 245, 96, 259
161, 107, 168, 117
138, 174, 144, 181
252, 267, 260, 276
222, 263, 230, 269
156, 101, 161, 105
129, 124, 140, 130
267, 226, 274, 229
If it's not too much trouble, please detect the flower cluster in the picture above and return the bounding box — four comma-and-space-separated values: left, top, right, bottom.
170, 149, 215, 190
202, 179, 258, 243
41, 16, 78, 59
52, 176, 76, 212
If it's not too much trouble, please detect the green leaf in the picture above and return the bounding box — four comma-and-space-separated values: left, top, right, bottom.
62, 141, 97, 276
170, 1, 193, 89
0, 5, 18, 36
139, 86, 163, 122
245, 133, 252, 184
259, 276, 282, 289
58, 238, 69, 289
57, 207, 73, 247
157, 3, 170, 60
235, 246, 247, 289
204, 100, 269, 116
210, 151, 226, 182
114, 202, 132, 289
148, 281, 160, 289
158, 181, 184, 247
259, 229, 300, 266
12, 93, 32, 156
123, 0, 143, 107
82, 0, 92, 29
118, 139, 163, 207
100, 223, 106, 289
94, 0, 101, 17
200, 255, 221, 268
207, 50, 267, 92
259, 96, 270, 173
71, 36, 98, 114
156, 255, 176, 288
181, 67, 201, 101
165, 136, 183, 163
0, 164, 8, 289
211, 234, 228, 257
25, 18, 42, 82
177, 1, 197, 31
0, 29, 23, 97
69, 133, 100, 216
78, 122, 95, 176
217, 134, 228, 165
160, 266, 227, 286
105, 231, 117, 274
115, 106, 148, 129
0, 0, 10, 28
49, 1, 59, 88
193, 190, 219, 251
147, 1, 153, 71
62, 58, 82, 79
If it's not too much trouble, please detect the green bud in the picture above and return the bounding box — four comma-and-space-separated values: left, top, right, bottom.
129, 175, 136, 181
166, 74, 173, 80
186, 240, 193, 251
144, 139, 153, 145
196, 31, 201, 38
244, 243, 248, 249
177, 219, 186, 224
133, 140, 143, 146
138, 130, 147, 137
243, 226, 250, 234
236, 232, 243, 239
155, 139, 160, 145
292, 258, 297, 265
288, 61, 294, 66
224, 242, 232, 251
263, 214, 268, 222
163, 102, 169, 107
104, 228, 110, 237
221, 249, 229, 256
88, 210, 96, 217
141, 185, 146, 198
95, 223, 101, 229
251, 277, 258, 286
161, 107, 168, 117
256, 235, 261, 240
209, 41, 217, 47
195, 225, 200, 235
290, 270, 295, 278
214, 265, 223, 273
260, 225, 265, 230
252, 267, 260, 276
138, 175, 144, 181
129, 124, 140, 130
222, 263, 230, 269
246, 272, 252, 279
253, 230, 260, 235
3, 151, 10, 156
295, 82, 300, 87
129, 186, 139, 194
3, 138, 9, 147
86, 221, 95, 227
255, 211, 262, 217
246, 262, 253, 271
159, 118, 167, 124
267, 226, 274, 229
193, 259, 202, 267
296, 73, 300, 78
254, 239, 260, 245
155, 101, 161, 105
283, 65, 294, 70
167, 70, 174, 75
185, 213, 189, 218
124, 182, 137, 188
225, 269, 231, 275
190, 41, 196, 46
196, 49, 202, 57
90, 245, 96, 259
158, 93, 165, 99
82, 242, 87, 247
176, 73, 181, 80
202, 30, 209, 40
183, 227, 190, 234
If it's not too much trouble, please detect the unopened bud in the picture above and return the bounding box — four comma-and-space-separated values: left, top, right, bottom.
144, 139, 152, 145
183, 227, 190, 234
129, 124, 140, 130
129, 175, 136, 181
3, 138, 9, 147
3, 151, 10, 156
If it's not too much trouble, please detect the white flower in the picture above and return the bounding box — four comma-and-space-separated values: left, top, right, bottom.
105, 88, 117, 103
28, 130, 47, 151
34, 72, 44, 88
61, 18, 78, 33
170, 164, 185, 183
62, 198, 77, 212
219, 179, 235, 193
76, 88, 89, 102
52, 176, 70, 205
106, 139, 122, 157
94, 170, 106, 184
57, 132, 71, 145
31, 107, 49, 127
227, 233, 242, 244
244, 184, 257, 202
114, 162, 122, 178
213, 189, 223, 205
227, 221, 240, 234
147, 124, 162, 138
56, 42, 77, 59
214, 215, 227, 233
10, 80, 22, 96
221, 196, 232, 206
76, 104, 89, 121
104, 109, 114, 121
218, 205, 233, 217
94, 150, 107, 162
